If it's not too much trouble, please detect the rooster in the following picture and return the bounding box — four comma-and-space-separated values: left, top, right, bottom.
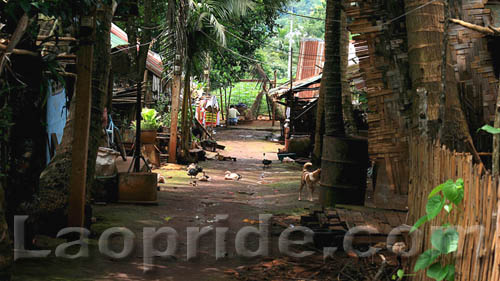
187, 163, 203, 179
262, 153, 272, 169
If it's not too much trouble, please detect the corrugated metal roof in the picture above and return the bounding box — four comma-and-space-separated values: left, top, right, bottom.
269, 74, 322, 99
110, 23, 163, 77
111, 33, 128, 48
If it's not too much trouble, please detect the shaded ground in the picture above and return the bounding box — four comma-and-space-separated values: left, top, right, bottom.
12, 127, 326, 281
12, 127, 403, 280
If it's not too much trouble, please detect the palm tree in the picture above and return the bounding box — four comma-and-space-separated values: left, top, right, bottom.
406, 0, 482, 163
323, 0, 345, 137
314, 0, 346, 164
162, 0, 254, 160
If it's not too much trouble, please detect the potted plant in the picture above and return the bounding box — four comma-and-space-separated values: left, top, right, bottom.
131, 108, 161, 144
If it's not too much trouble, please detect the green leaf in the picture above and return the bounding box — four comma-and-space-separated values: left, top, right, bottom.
445, 265, 455, 281
442, 180, 464, 206
414, 249, 440, 272
479, 125, 500, 135
19, 1, 32, 12
426, 195, 445, 221
431, 228, 459, 254
397, 269, 405, 279
410, 215, 428, 233
429, 180, 452, 199
427, 263, 449, 281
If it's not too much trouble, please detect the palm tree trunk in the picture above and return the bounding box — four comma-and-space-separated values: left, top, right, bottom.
406, 0, 481, 163
313, 86, 325, 164
86, 2, 115, 194
323, 0, 345, 137
405, 0, 444, 140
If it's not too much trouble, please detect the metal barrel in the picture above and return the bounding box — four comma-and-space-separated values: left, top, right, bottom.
319, 136, 368, 207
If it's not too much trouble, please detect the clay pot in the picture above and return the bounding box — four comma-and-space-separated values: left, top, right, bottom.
140, 130, 157, 144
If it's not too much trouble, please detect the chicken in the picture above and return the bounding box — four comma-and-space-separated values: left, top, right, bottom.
262, 153, 272, 169
199, 172, 211, 182
225, 171, 242, 181
187, 163, 203, 179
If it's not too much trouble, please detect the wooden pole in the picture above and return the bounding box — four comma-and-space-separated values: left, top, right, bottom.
133, 81, 142, 172
219, 88, 225, 120
168, 56, 181, 163
67, 14, 95, 227
226, 85, 232, 126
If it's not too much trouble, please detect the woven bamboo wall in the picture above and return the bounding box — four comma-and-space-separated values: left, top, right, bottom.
449, 0, 497, 127
347, 0, 411, 202
408, 137, 500, 281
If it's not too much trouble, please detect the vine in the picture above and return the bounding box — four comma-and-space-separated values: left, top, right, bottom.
394, 179, 464, 281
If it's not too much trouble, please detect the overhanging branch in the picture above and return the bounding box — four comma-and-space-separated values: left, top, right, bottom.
449, 18, 500, 36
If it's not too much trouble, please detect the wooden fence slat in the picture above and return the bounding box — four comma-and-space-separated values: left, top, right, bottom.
409, 137, 497, 281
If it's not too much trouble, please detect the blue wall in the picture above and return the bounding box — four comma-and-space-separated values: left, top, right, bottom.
46, 85, 68, 163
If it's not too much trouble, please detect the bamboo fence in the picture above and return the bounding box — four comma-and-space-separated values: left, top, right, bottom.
408, 137, 500, 281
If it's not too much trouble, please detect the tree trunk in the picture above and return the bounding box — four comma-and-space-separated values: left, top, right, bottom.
169, 74, 181, 163
342, 27, 357, 136
313, 85, 325, 164
4, 18, 45, 231
405, 0, 444, 140
33, 3, 115, 234
323, 0, 345, 137
0, 180, 11, 279
493, 80, 500, 175
86, 2, 114, 201
406, 0, 480, 160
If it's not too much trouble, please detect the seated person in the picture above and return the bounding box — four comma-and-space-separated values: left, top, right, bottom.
228, 105, 240, 125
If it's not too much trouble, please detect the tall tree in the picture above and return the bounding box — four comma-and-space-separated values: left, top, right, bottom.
0, 0, 110, 274
35, 0, 117, 233
313, 0, 345, 164
405, 0, 481, 163
162, 0, 255, 160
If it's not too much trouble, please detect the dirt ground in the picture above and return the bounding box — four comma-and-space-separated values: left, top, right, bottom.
11, 128, 317, 280
11, 127, 400, 281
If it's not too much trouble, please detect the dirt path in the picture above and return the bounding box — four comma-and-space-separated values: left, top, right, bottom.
12, 128, 318, 281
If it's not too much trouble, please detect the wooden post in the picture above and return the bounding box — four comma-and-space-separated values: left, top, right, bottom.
219, 88, 225, 120
67, 14, 95, 227
226, 85, 232, 126
168, 55, 182, 163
